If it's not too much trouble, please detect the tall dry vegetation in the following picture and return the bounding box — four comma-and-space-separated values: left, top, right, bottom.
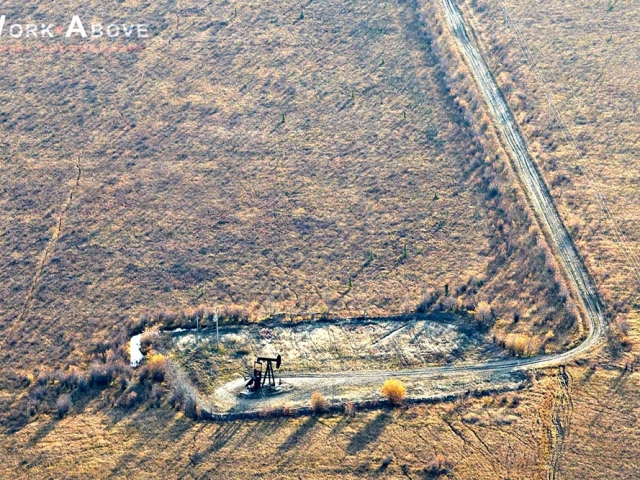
381, 379, 407, 406
0, 0, 588, 434
0, 0, 556, 388
414, 0, 583, 351
310, 391, 327, 413
453, 0, 640, 344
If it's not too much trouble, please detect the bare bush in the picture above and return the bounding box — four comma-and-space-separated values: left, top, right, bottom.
56, 394, 72, 418
310, 391, 327, 413
184, 396, 198, 419
344, 401, 356, 417
150, 384, 164, 407
88, 364, 113, 387
617, 317, 631, 336
474, 301, 493, 326
381, 379, 407, 406
220, 305, 250, 323
441, 296, 458, 311
124, 391, 139, 409
416, 291, 438, 313
425, 454, 450, 476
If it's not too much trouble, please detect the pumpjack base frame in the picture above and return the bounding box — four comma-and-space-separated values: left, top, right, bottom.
238, 383, 293, 399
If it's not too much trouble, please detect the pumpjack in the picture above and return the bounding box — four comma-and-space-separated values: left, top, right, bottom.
244, 354, 282, 392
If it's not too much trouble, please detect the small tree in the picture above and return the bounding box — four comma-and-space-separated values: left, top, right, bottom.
310, 391, 327, 413
381, 379, 406, 406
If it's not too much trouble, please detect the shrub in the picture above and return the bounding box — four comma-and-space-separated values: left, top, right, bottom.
88, 364, 112, 387
310, 391, 327, 413
381, 379, 407, 406
416, 291, 438, 313
220, 305, 250, 323
344, 401, 356, 417
147, 354, 167, 382
119, 391, 139, 409
425, 454, 450, 476
184, 396, 198, 418
498, 334, 539, 357
474, 301, 493, 326
440, 296, 458, 311
151, 384, 163, 407
617, 317, 631, 336
140, 326, 161, 352
282, 406, 294, 416
56, 394, 72, 418
27, 402, 38, 418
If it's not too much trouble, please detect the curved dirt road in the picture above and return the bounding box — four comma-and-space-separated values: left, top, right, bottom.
213, 0, 607, 407
282, 0, 606, 379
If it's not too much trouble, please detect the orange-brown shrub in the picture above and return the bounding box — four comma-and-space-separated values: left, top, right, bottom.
381, 379, 407, 406
497, 333, 539, 357
147, 354, 167, 382
310, 391, 327, 413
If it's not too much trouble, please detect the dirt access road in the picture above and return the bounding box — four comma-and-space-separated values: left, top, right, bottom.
212, 0, 607, 410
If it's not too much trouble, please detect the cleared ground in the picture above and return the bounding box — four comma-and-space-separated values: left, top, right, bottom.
167, 313, 517, 412
173, 315, 502, 378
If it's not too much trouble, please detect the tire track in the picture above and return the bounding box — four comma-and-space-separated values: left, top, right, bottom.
547, 366, 573, 480
0, 159, 82, 355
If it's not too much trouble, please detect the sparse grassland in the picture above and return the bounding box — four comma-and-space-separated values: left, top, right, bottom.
455, 0, 640, 333
2, 363, 639, 479
0, 0, 579, 391
1, 0, 635, 477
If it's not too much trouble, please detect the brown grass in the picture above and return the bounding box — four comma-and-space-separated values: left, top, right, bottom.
1, 0, 628, 476
455, 0, 640, 324
5, 363, 638, 479
0, 0, 582, 392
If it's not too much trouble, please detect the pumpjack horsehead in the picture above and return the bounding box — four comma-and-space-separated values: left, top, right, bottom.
245, 354, 282, 392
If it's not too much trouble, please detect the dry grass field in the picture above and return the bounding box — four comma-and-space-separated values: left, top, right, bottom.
0, 0, 577, 379
456, 0, 640, 328
2, 0, 636, 477
1, 363, 639, 479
